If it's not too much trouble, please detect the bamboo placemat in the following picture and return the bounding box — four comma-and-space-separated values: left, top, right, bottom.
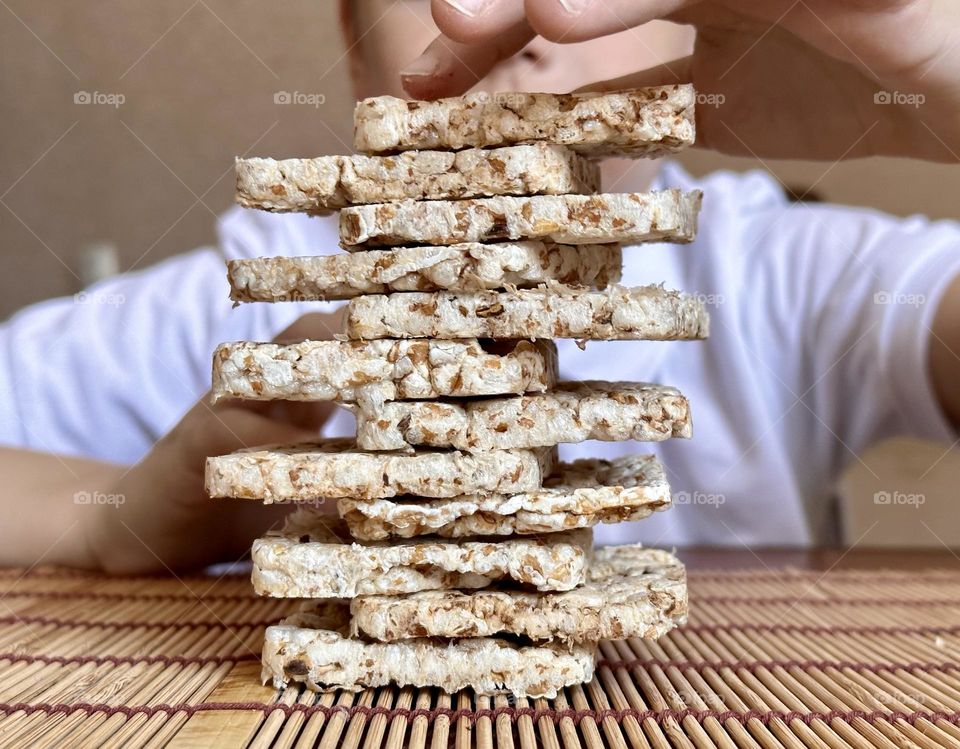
1, 565, 960, 748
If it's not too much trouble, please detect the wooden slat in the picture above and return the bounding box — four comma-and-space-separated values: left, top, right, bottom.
169, 662, 275, 748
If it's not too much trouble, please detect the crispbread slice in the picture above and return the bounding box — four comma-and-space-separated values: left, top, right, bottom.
235, 144, 599, 214
205, 438, 555, 501
339, 190, 701, 248
263, 601, 595, 698
226, 241, 622, 302
338, 454, 671, 540
211, 339, 557, 409
351, 545, 687, 644
352, 381, 691, 452
346, 284, 709, 341
353, 85, 695, 157
252, 513, 592, 596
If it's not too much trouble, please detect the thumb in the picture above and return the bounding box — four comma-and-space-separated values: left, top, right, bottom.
401, 26, 535, 100
179, 401, 320, 464
203, 408, 339, 561
273, 309, 346, 342
574, 56, 694, 93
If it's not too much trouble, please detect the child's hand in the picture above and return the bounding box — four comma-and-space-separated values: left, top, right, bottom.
83, 310, 345, 574
404, 0, 960, 162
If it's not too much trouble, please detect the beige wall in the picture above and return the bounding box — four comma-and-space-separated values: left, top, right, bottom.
2, 0, 353, 318
5, 2, 960, 319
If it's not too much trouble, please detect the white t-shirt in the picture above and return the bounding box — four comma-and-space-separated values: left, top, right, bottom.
3, 162, 958, 547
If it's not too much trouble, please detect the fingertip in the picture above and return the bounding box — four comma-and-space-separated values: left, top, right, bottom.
399, 36, 484, 100
524, 0, 584, 42
401, 72, 439, 100
398, 21, 533, 101
431, 0, 523, 44
399, 37, 461, 101
401, 71, 460, 101
430, 0, 485, 44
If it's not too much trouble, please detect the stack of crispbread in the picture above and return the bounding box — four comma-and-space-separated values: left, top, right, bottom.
206, 85, 705, 699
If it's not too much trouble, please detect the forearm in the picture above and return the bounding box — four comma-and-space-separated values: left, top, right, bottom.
0, 447, 126, 569
930, 274, 960, 429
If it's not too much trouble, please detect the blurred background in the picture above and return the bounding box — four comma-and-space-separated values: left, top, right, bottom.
2, 0, 958, 547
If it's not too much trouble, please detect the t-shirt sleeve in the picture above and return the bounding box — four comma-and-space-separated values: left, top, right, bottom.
762, 202, 960, 458
0, 247, 233, 463
0, 207, 342, 464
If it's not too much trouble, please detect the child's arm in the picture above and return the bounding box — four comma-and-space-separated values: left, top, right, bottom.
1, 310, 343, 574
931, 275, 960, 429
81, 396, 326, 574
0, 447, 124, 569
0, 399, 312, 572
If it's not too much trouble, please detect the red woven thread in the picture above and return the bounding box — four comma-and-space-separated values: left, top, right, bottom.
688, 570, 960, 584
682, 622, 960, 636
5, 587, 960, 607
599, 658, 960, 677
0, 567, 247, 581
1, 650, 953, 677
695, 595, 960, 607
9, 566, 955, 584
10, 566, 956, 583
3, 650, 952, 677
0, 651, 258, 668
0, 589, 254, 603
2, 592, 958, 616
1, 701, 959, 728
3, 614, 959, 638
0, 613, 277, 631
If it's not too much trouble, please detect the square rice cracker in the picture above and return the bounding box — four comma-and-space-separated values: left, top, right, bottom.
345, 284, 709, 341
338, 453, 671, 540
338, 190, 701, 248
205, 438, 555, 501
226, 241, 622, 302
252, 512, 592, 596
263, 601, 596, 698
211, 338, 558, 409
351, 381, 691, 452
351, 545, 687, 644
352, 85, 695, 157
235, 143, 600, 214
